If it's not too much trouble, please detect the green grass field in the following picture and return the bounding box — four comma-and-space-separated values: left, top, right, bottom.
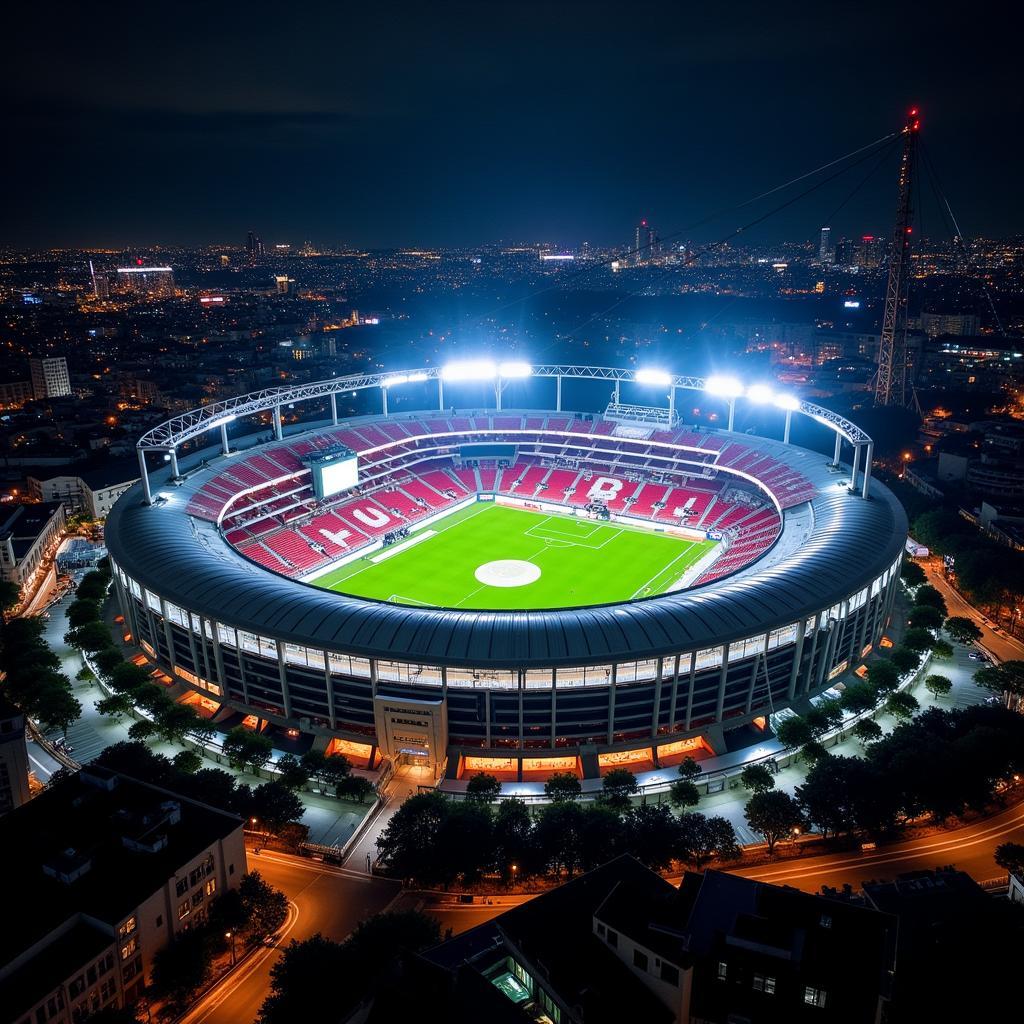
313, 502, 716, 610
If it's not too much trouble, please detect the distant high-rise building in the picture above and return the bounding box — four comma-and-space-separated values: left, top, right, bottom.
274, 275, 295, 294
29, 357, 72, 400
819, 226, 834, 264
634, 219, 654, 265
89, 260, 109, 299
246, 230, 265, 262
920, 311, 981, 338
0, 693, 31, 814
115, 266, 176, 297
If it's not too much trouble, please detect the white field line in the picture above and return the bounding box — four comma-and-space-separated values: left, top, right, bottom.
370, 530, 436, 562
630, 542, 700, 599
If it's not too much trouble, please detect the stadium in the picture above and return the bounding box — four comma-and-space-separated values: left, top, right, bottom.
106, 363, 907, 784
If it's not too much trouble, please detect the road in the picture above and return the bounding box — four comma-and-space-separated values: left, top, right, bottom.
179, 849, 400, 1024
923, 559, 1024, 664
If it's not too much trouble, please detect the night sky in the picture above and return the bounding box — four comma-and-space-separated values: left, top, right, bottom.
6, 1, 1019, 248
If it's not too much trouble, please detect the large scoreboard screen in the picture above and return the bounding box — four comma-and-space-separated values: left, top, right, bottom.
306, 446, 358, 500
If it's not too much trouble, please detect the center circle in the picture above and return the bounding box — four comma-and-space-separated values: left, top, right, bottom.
474, 559, 542, 588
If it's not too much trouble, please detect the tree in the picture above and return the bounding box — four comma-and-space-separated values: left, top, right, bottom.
621, 804, 679, 871
36, 683, 82, 738
677, 757, 702, 781
945, 616, 983, 644
885, 691, 920, 722
93, 740, 172, 782
909, 605, 944, 630
853, 719, 883, 747
96, 691, 135, 719
150, 929, 213, 1011
868, 659, 902, 693
434, 801, 496, 885
775, 716, 813, 749
299, 749, 329, 786
260, 933, 345, 1024
65, 598, 101, 627
840, 682, 879, 715
92, 647, 124, 676
128, 719, 157, 740
534, 800, 586, 877
376, 791, 449, 883
172, 749, 203, 774
239, 871, 289, 940
913, 584, 947, 615
668, 778, 700, 809
740, 763, 775, 794
109, 661, 152, 694
578, 804, 624, 871
745, 791, 804, 853
274, 754, 311, 791
676, 813, 740, 867
465, 771, 501, 804
901, 561, 927, 587
805, 697, 843, 736
975, 662, 1024, 700
493, 799, 535, 881
153, 701, 208, 744
222, 726, 273, 773
925, 674, 953, 700
904, 627, 937, 653
544, 771, 582, 803
76, 570, 111, 601
336, 775, 375, 803
889, 645, 921, 674
994, 842, 1024, 877
245, 781, 305, 835
931, 639, 955, 660
801, 739, 830, 766
599, 768, 639, 812
64, 620, 112, 652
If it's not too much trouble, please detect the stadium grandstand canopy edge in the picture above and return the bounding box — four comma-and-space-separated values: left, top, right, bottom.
107, 365, 906, 779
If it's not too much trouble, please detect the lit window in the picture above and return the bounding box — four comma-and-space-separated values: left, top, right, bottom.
804, 986, 827, 1008
753, 973, 776, 995
717, 961, 728, 981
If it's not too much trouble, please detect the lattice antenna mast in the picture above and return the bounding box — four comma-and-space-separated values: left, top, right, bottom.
874, 108, 920, 407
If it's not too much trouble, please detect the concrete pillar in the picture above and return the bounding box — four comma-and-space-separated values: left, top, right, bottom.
330, 392, 338, 426
276, 641, 293, 719
727, 398, 736, 432
381, 387, 388, 417
137, 448, 152, 504
606, 664, 617, 745
861, 441, 874, 499
684, 652, 696, 730
850, 442, 862, 492
556, 375, 562, 412
169, 448, 180, 479
668, 386, 675, 422
438, 377, 444, 410
833, 431, 842, 466
272, 405, 283, 441
220, 422, 230, 456
787, 619, 806, 701
323, 652, 337, 729
650, 658, 664, 740
496, 380, 503, 411
783, 410, 792, 444
614, 380, 620, 403
715, 646, 730, 722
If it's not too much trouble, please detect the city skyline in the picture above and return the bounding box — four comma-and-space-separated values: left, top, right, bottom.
4, 1, 1020, 248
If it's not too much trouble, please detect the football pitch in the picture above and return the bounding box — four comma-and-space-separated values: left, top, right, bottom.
313, 502, 717, 610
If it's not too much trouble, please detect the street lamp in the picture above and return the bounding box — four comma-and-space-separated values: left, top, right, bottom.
225, 930, 236, 965
509, 862, 518, 889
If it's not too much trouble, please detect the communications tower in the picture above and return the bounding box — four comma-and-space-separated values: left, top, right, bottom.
874, 108, 921, 407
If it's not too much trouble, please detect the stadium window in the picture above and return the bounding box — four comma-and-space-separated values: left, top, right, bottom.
753, 974, 776, 994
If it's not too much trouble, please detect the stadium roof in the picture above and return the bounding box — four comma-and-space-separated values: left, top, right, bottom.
107, 414, 907, 669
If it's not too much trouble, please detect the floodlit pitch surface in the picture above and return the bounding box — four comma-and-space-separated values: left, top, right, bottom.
314, 503, 717, 610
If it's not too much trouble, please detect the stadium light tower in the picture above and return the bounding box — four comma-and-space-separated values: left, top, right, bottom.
773, 393, 800, 444
704, 375, 744, 431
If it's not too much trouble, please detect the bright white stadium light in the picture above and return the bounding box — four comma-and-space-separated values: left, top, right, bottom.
774, 393, 801, 411
207, 413, 237, 430
441, 359, 497, 381
635, 368, 671, 386
406, 371, 429, 383
498, 361, 533, 378
704, 375, 744, 398
382, 374, 409, 387
746, 383, 774, 404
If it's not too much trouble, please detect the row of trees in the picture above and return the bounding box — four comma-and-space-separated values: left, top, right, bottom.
740, 704, 1024, 849
377, 772, 740, 888
0, 614, 81, 736
151, 871, 288, 1014
94, 740, 308, 837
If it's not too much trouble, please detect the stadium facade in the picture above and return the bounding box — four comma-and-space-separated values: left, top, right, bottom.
106, 364, 907, 781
